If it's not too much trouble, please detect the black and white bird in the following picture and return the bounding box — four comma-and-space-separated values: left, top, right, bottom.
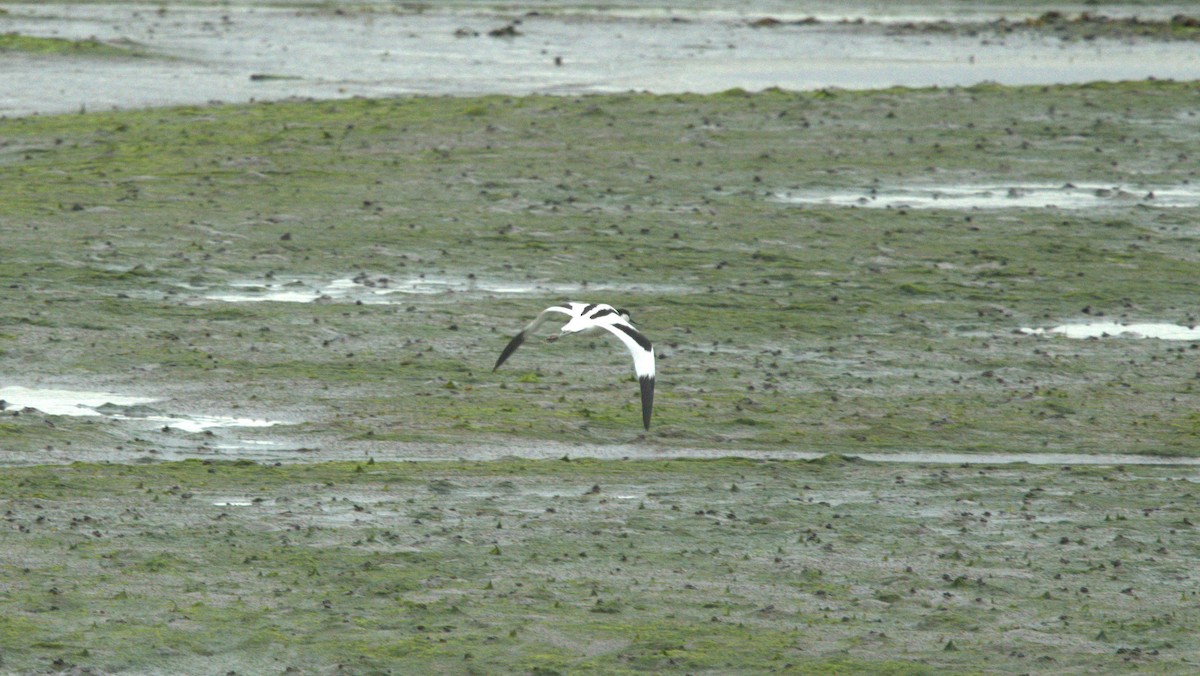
492, 302, 655, 430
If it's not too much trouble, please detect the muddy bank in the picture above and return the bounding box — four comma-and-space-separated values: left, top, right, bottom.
887, 9, 1200, 42
3, 2, 1200, 116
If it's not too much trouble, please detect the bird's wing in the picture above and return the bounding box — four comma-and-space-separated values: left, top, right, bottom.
492, 305, 575, 372
598, 319, 656, 430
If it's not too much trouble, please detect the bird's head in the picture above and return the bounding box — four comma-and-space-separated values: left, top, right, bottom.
616, 308, 634, 324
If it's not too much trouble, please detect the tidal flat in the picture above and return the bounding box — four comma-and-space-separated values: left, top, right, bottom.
0, 457, 1198, 673
2, 81, 1200, 671
2, 81, 1200, 460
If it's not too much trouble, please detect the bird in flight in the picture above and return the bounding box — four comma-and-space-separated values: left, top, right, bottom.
492, 302, 655, 430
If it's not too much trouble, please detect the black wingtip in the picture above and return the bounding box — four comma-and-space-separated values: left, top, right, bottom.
493, 332, 527, 372
639, 375, 655, 430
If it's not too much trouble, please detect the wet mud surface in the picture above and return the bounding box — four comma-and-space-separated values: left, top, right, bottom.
3, 81, 1200, 465
1, 457, 1198, 672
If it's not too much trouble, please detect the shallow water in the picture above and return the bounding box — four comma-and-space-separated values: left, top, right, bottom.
201, 275, 696, 303
4, 3, 1200, 116
5, 383, 1199, 465
384, 445, 1200, 466
20, 435, 1200, 467
0, 385, 283, 431
6, 384, 1197, 465
1019, 322, 1200, 340
0, 385, 155, 416
160, 445, 1200, 467
144, 413, 282, 433
775, 183, 1200, 210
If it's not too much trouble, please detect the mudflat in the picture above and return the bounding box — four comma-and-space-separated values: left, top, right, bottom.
2, 72, 1200, 670
3, 82, 1200, 461
1, 457, 1198, 672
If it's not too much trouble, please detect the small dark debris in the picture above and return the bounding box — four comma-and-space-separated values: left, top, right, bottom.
488, 24, 521, 37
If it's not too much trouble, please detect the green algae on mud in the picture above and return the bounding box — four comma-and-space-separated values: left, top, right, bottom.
0, 32, 157, 58
0, 458, 1198, 672
2, 81, 1200, 459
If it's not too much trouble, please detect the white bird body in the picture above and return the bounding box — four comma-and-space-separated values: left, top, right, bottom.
493, 302, 656, 430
